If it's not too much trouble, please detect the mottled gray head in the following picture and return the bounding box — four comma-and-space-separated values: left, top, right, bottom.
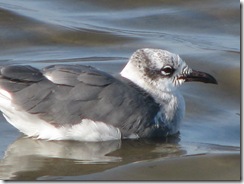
121, 48, 217, 93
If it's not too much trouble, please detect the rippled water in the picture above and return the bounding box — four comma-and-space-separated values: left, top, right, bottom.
0, 0, 240, 181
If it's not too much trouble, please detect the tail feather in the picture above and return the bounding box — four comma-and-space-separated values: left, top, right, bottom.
0, 65, 44, 82
0, 65, 44, 93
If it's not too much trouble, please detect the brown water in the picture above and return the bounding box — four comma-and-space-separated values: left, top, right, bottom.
0, 0, 240, 181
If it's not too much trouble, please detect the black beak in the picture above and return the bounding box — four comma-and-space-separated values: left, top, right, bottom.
181, 70, 218, 84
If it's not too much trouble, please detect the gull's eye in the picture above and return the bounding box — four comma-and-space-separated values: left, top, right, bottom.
160, 65, 175, 76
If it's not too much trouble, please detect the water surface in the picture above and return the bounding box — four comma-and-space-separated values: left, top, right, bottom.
0, 0, 240, 180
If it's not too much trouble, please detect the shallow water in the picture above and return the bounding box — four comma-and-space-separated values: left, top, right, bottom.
0, 0, 240, 181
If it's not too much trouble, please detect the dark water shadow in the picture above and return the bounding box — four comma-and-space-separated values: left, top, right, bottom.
0, 135, 182, 180
0, 134, 239, 180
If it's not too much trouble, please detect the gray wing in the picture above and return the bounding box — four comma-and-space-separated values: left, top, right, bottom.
0, 64, 161, 137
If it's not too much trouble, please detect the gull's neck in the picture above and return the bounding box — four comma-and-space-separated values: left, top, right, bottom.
120, 63, 185, 133
120, 64, 147, 92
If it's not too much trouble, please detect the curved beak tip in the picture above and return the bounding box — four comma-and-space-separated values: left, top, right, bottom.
210, 77, 218, 85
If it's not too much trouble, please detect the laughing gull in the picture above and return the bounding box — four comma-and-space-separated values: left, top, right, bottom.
0, 48, 217, 141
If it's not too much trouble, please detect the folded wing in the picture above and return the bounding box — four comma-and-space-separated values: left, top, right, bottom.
0, 64, 160, 137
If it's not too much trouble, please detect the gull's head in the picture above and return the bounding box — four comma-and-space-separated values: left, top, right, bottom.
121, 48, 217, 93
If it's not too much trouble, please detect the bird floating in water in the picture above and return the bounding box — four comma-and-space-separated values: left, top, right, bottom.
0, 48, 217, 141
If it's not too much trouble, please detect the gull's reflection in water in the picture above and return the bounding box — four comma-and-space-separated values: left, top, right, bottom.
0, 135, 182, 180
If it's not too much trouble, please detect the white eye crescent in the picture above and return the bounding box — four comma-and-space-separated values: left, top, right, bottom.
160, 65, 175, 76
